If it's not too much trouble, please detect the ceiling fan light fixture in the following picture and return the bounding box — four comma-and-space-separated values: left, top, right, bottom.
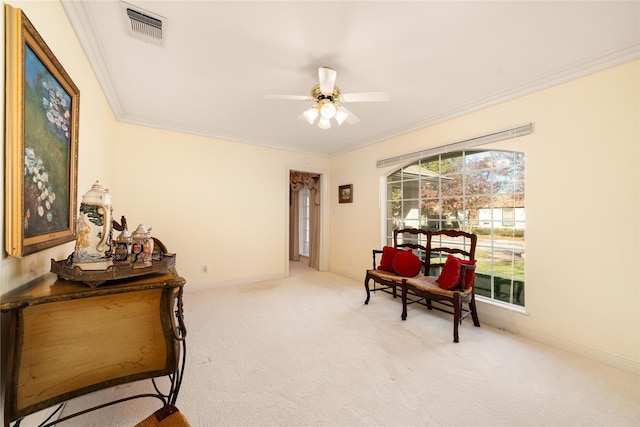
334, 108, 349, 125
303, 107, 319, 124
319, 67, 337, 95
318, 116, 331, 129
266, 67, 388, 130
320, 101, 336, 119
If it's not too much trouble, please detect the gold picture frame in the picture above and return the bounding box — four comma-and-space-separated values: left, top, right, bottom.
339, 184, 353, 203
5, 5, 80, 257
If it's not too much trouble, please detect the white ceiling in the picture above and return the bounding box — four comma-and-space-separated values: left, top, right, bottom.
62, 1, 640, 157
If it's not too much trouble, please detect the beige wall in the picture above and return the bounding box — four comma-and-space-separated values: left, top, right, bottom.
329, 60, 640, 368
111, 122, 329, 290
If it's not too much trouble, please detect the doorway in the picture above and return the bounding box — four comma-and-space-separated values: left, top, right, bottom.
289, 170, 321, 270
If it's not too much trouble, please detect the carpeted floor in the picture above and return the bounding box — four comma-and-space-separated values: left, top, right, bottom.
56, 261, 639, 426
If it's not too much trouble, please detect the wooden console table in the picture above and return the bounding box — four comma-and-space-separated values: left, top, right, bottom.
1, 271, 186, 427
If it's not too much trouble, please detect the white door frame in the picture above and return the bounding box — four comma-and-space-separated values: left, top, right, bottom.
284, 164, 329, 276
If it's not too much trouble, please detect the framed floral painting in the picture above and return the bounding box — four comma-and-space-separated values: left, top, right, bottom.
5, 5, 79, 257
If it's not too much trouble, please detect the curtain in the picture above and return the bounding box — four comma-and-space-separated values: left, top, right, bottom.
289, 171, 320, 269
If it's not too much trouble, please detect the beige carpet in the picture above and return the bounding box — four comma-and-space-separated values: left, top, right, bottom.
57, 261, 639, 426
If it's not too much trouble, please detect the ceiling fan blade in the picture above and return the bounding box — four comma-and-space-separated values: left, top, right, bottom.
318, 67, 337, 95
339, 106, 360, 125
264, 94, 311, 101
341, 92, 390, 103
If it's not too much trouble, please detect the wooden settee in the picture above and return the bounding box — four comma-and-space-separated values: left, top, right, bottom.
364, 228, 480, 342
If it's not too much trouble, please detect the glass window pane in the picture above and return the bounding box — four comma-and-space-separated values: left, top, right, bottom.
403, 179, 420, 200
502, 208, 515, 227
420, 179, 439, 197
474, 273, 492, 299
444, 205, 460, 223
387, 218, 402, 234
441, 174, 462, 196
387, 201, 401, 220
401, 161, 421, 179
466, 196, 491, 229
493, 194, 518, 209
421, 199, 440, 218
420, 158, 440, 174
493, 151, 524, 171
441, 197, 463, 226
387, 181, 402, 201
402, 199, 420, 229
493, 171, 524, 194
441, 153, 463, 173
465, 150, 492, 170
388, 169, 403, 182
465, 169, 492, 195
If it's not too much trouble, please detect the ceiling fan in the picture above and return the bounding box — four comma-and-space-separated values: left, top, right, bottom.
265, 67, 389, 129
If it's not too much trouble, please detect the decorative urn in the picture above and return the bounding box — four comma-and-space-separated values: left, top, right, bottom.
131, 223, 154, 268
73, 181, 113, 270
113, 228, 132, 265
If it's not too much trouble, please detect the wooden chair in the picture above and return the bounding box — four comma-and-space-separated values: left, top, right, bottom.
401, 230, 480, 342
135, 405, 191, 427
364, 228, 428, 304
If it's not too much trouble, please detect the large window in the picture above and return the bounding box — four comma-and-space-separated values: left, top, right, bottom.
386, 149, 525, 307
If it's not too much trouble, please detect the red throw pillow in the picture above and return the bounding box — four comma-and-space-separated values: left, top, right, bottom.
436, 255, 462, 290
392, 251, 422, 277
378, 246, 399, 272
459, 259, 477, 289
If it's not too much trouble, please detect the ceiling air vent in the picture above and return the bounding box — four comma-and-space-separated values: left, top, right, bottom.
121, 2, 166, 46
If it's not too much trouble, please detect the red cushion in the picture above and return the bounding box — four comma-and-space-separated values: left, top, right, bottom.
459, 259, 477, 289
378, 246, 399, 272
392, 251, 422, 277
436, 255, 462, 290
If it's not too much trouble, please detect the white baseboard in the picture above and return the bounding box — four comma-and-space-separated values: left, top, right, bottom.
480, 312, 640, 375
183, 272, 284, 293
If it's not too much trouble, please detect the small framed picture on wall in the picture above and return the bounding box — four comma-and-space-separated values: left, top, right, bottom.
339, 184, 353, 203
